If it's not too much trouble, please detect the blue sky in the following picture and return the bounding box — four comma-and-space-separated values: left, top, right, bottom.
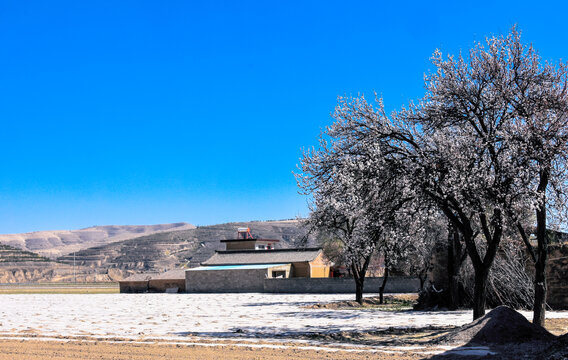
1, 1, 567, 233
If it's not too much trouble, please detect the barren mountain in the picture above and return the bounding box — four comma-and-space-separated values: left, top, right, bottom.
0, 220, 308, 283
0, 223, 196, 259
0, 244, 125, 283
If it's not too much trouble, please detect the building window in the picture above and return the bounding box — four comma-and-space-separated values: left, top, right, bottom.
272, 271, 286, 278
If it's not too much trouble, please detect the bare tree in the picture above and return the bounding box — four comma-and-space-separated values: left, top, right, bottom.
490, 29, 568, 326
297, 126, 417, 304
421, 27, 568, 324
299, 27, 568, 323
297, 143, 378, 304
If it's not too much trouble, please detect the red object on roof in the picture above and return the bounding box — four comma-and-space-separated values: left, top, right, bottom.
237, 227, 253, 239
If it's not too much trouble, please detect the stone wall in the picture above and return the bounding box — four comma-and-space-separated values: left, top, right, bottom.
148, 278, 186, 293
547, 244, 568, 309
185, 268, 266, 292
262, 276, 420, 294
119, 281, 149, 293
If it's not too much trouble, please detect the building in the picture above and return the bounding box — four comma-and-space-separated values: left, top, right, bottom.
185, 227, 332, 292
119, 269, 186, 293
118, 227, 421, 294
119, 273, 157, 293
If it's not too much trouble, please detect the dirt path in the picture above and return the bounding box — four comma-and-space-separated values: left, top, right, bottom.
0, 338, 428, 360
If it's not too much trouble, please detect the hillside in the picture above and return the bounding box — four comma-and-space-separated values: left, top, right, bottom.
0, 244, 53, 263
0, 222, 196, 259
57, 220, 307, 273
0, 244, 123, 283
0, 220, 308, 283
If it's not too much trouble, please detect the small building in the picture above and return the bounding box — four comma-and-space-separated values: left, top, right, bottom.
120, 227, 334, 293
119, 273, 157, 293
119, 269, 186, 293
185, 228, 332, 292
221, 227, 279, 250
200, 248, 329, 277
148, 269, 186, 293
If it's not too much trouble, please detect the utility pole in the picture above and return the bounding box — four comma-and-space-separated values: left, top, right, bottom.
73, 251, 76, 283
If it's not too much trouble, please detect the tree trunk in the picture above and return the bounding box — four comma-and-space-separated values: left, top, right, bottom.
533, 168, 549, 327
472, 266, 489, 320
448, 224, 463, 310
441, 207, 501, 321
355, 277, 364, 304
379, 266, 389, 304
352, 258, 371, 305
470, 209, 502, 320
418, 272, 426, 291
533, 246, 547, 327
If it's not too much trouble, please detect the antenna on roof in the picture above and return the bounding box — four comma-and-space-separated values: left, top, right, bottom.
237, 227, 253, 239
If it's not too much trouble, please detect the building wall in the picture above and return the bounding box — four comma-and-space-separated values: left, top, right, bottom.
119, 281, 149, 293
545, 245, 568, 309
184, 270, 419, 293
309, 253, 331, 278
224, 241, 256, 250
224, 240, 278, 250
186, 268, 267, 292
148, 278, 186, 293
267, 264, 291, 278
263, 277, 420, 294
428, 241, 568, 310
291, 262, 310, 277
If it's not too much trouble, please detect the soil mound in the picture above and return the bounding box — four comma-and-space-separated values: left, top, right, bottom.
437, 306, 555, 345
537, 333, 568, 359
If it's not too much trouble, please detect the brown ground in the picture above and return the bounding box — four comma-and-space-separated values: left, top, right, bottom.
546, 318, 568, 336
0, 338, 426, 360
3, 299, 568, 360
305, 294, 419, 310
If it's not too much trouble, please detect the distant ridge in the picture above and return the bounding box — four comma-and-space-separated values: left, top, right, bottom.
0, 222, 196, 259
0, 220, 308, 283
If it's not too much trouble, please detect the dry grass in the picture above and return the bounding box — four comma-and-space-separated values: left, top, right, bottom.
545, 317, 568, 336
305, 294, 419, 311
0, 283, 119, 294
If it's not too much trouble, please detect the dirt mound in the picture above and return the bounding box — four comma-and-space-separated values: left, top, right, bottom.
537, 333, 568, 359
437, 306, 555, 345
305, 294, 418, 309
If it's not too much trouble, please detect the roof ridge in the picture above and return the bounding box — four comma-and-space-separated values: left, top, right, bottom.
220, 238, 280, 242
215, 248, 321, 254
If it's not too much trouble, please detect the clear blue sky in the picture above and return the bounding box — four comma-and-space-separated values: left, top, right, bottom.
1, 1, 567, 233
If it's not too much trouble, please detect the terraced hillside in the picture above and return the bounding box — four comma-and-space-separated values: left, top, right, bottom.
0, 244, 127, 283
57, 220, 307, 272
0, 244, 53, 263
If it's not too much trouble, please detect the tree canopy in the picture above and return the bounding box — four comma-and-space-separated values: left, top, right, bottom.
297, 27, 568, 323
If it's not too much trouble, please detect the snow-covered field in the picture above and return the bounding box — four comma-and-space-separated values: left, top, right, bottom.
0, 293, 566, 341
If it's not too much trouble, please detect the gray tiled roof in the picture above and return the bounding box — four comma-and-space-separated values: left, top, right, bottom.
220, 238, 280, 242
121, 273, 159, 282
121, 268, 187, 282
201, 248, 322, 266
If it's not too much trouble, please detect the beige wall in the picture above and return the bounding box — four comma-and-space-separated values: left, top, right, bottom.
309, 252, 331, 278
267, 264, 291, 278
